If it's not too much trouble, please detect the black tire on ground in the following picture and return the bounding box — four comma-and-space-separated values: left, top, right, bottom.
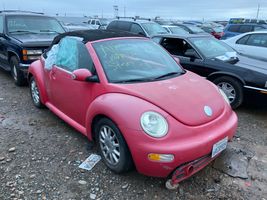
10, 56, 27, 86
95, 118, 134, 174
213, 76, 243, 109
30, 76, 45, 108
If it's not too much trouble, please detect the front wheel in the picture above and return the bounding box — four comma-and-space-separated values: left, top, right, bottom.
213, 76, 243, 109
10, 56, 27, 86
30, 77, 44, 108
95, 118, 133, 173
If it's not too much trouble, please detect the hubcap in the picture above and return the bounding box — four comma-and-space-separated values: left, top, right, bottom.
31, 80, 40, 104
99, 125, 120, 165
217, 82, 236, 103
13, 65, 18, 81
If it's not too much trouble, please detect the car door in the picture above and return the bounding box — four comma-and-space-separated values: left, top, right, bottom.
47, 37, 96, 127
243, 33, 267, 60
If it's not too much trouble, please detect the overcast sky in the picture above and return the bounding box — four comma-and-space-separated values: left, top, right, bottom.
1, 0, 267, 20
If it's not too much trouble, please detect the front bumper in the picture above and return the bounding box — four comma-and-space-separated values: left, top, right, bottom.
119, 107, 238, 178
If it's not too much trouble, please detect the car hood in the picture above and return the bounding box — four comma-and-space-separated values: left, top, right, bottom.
10, 33, 57, 47
110, 71, 226, 126
235, 55, 267, 74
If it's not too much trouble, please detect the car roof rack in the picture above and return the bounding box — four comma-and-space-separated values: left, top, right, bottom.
116, 16, 151, 21
0, 10, 44, 15
229, 18, 267, 24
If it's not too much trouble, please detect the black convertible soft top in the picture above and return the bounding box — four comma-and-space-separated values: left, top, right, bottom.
50, 29, 143, 46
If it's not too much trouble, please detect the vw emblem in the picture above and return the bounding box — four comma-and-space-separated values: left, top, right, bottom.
204, 106, 213, 117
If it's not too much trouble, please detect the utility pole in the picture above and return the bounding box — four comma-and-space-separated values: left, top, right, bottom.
256, 4, 260, 20
124, 6, 126, 17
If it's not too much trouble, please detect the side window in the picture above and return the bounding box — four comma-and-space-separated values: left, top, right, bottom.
92, 20, 96, 25
254, 26, 264, 31
130, 23, 145, 35
239, 25, 252, 33
117, 21, 131, 31
161, 38, 196, 58
236, 35, 250, 44
88, 20, 91, 24
96, 20, 100, 25
228, 25, 240, 32
55, 37, 94, 72
0, 16, 3, 33
246, 34, 267, 47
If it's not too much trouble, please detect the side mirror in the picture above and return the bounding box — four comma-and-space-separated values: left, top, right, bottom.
72, 69, 92, 81
184, 49, 199, 60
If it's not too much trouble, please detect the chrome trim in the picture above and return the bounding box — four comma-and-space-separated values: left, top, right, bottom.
244, 85, 267, 92
19, 63, 30, 68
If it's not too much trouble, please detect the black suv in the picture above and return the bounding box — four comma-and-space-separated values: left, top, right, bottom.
0, 10, 65, 85
107, 18, 168, 37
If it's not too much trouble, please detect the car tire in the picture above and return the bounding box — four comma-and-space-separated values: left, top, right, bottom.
10, 56, 27, 86
213, 76, 243, 109
95, 118, 134, 174
30, 76, 44, 108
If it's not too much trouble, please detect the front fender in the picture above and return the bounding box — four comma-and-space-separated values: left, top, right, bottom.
28, 59, 48, 104
85, 93, 169, 140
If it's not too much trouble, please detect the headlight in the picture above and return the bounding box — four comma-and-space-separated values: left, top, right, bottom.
140, 111, 168, 138
219, 89, 230, 105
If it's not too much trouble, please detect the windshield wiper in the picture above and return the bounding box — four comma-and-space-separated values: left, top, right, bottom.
39, 30, 60, 34
113, 78, 154, 83
9, 30, 38, 34
154, 71, 181, 80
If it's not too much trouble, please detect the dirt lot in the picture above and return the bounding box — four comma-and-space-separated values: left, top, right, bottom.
0, 69, 266, 200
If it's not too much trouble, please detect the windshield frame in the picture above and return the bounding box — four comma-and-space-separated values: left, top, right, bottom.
188, 36, 237, 59
6, 15, 65, 35
92, 38, 184, 84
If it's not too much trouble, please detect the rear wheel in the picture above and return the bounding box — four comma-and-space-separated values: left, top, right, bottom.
10, 56, 27, 86
30, 76, 44, 108
213, 76, 243, 109
95, 118, 133, 173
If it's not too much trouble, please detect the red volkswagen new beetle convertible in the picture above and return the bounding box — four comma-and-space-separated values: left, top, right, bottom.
28, 30, 237, 189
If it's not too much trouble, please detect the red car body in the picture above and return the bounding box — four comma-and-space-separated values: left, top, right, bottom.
28, 32, 237, 182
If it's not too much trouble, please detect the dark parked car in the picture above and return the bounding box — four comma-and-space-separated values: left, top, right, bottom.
152, 34, 267, 109
221, 23, 267, 40
0, 10, 65, 85
107, 19, 168, 37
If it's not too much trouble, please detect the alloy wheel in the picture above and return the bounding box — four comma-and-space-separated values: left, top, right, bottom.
99, 125, 120, 165
217, 82, 236, 103
31, 79, 40, 105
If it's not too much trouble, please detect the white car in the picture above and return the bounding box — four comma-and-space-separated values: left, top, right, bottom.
223, 31, 267, 61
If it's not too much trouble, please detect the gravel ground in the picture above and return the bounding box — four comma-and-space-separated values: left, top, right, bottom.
0, 69, 266, 200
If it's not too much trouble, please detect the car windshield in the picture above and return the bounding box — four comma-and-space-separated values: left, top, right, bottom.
187, 25, 205, 33
169, 26, 189, 34
7, 15, 65, 34
141, 22, 169, 35
93, 39, 183, 83
190, 37, 236, 58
